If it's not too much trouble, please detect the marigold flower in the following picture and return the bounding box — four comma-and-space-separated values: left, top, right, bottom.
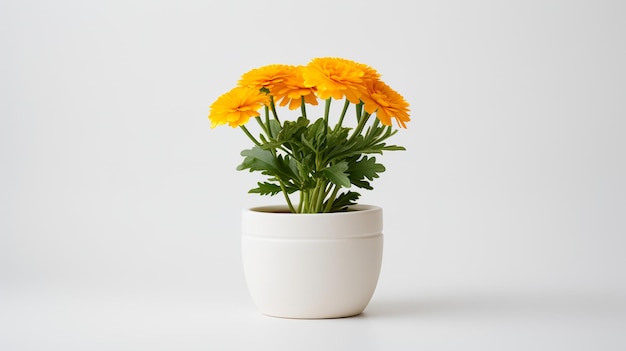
361, 80, 411, 128
208, 86, 270, 128
238, 64, 294, 94
271, 65, 318, 110
302, 57, 380, 104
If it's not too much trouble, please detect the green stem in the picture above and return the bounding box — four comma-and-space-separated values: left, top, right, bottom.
300, 96, 307, 119
309, 178, 321, 213
309, 183, 319, 212
355, 101, 363, 121
323, 98, 331, 128
315, 181, 330, 212
324, 185, 340, 212
264, 106, 271, 137
369, 117, 380, 134
270, 96, 281, 125
255, 116, 268, 136
335, 99, 350, 131
298, 191, 304, 213
279, 181, 296, 213
303, 190, 310, 213
374, 126, 398, 145
348, 112, 371, 143
277, 146, 299, 162
240, 125, 260, 146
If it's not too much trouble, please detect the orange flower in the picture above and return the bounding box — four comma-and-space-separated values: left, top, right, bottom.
271, 65, 318, 110
302, 57, 380, 104
208, 86, 270, 128
361, 80, 411, 128
238, 64, 294, 94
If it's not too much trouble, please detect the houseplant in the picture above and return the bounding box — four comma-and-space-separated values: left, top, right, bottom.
208, 57, 410, 318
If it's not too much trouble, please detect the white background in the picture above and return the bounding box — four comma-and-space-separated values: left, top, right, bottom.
1, 0, 625, 350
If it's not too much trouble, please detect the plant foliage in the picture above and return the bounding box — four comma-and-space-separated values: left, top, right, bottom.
209, 57, 410, 213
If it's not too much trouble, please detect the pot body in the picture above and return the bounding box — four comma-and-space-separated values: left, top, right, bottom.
241, 204, 383, 319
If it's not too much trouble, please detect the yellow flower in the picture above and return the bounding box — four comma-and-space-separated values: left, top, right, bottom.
271, 65, 318, 110
238, 64, 294, 93
302, 57, 380, 104
361, 80, 411, 128
208, 86, 270, 128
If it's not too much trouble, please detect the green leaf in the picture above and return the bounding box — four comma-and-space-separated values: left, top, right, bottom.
321, 127, 352, 162
278, 117, 309, 143
382, 145, 406, 151
268, 120, 281, 138
237, 147, 299, 186
249, 181, 298, 196
237, 147, 278, 173
328, 191, 360, 212
302, 118, 327, 150
300, 134, 316, 153
348, 156, 386, 190
249, 182, 283, 196
323, 161, 351, 188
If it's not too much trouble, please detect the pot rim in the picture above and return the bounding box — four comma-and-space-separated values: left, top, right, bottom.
241, 204, 383, 239
245, 204, 381, 215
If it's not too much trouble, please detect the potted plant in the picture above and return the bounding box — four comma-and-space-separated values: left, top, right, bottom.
208, 57, 410, 319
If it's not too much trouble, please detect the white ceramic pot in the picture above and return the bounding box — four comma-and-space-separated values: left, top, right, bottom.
241, 204, 384, 319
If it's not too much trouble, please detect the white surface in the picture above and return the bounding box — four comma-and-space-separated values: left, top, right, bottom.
2, 0, 625, 349
1, 287, 625, 350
